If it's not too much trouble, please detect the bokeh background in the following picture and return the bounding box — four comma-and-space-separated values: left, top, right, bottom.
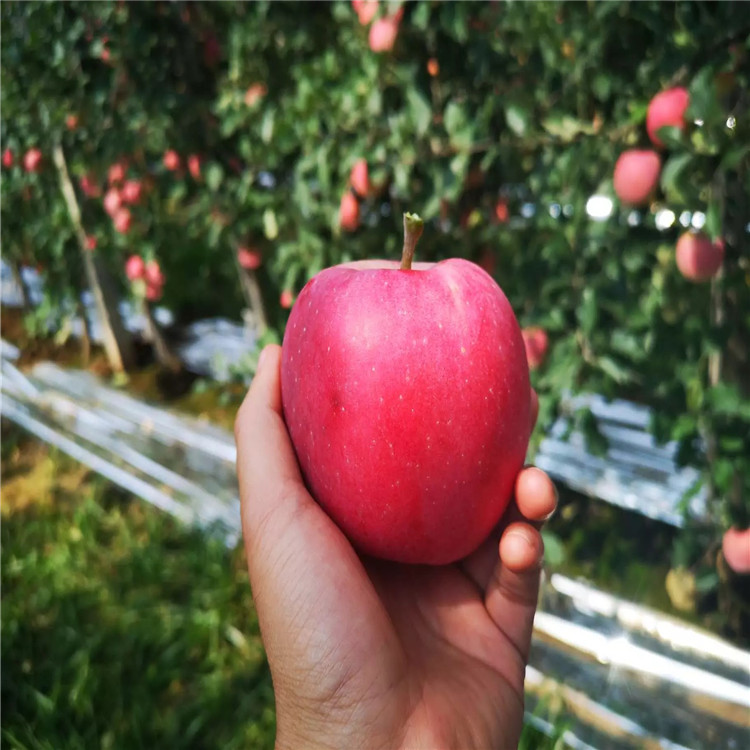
2, 2, 749, 748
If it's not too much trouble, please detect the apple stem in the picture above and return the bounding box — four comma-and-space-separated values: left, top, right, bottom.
401, 212, 424, 270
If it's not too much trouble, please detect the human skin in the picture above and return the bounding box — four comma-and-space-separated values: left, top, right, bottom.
235, 345, 557, 750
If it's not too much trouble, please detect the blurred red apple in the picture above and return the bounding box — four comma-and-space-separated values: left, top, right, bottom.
125, 254, 145, 281
244, 83, 268, 107
108, 161, 127, 185
427, 57, 439, 76
85, 235, 97, 251
369, 9, 402, 52
613, 149, 661, 206
163, 150, 181, 171
80, 173, 101, 198
23, 148, 42, 173
280, 289, 294, 309
352, 0, 378, 25
478, 248, 496, 276
203, 32, 221, 67
187, 154, 202, 180
723, 528, 750, 574
145, 281, 163, 302
339, 191, 360, 232
522, 326, 549, 370
349, 159, 370, 198
113, 207, 132, 234
103, 188, 122, 217
66, 114, 79, 131
495, 199, 509, 224
280, 214, 531, 564
144, 260, 165, 287
237, 247, 262, 270
647, 87, 690, 148
2, 149, 13, 168
121, 179, 142, 205
675, 232, 723, 282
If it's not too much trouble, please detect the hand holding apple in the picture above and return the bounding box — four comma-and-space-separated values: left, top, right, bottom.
236, 343, 555, 750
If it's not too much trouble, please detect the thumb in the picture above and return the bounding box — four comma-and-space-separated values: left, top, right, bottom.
234, 344, 362, 602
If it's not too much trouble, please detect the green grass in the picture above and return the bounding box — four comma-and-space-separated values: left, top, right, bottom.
2, 429, 563, 750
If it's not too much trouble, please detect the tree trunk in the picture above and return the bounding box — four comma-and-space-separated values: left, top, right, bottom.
10, 259, 30, 311
53, 144, 135, 373
234, 254, 268, 338
144, 301, 182, 374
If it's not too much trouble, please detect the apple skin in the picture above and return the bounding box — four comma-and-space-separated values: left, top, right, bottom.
613, 149, 661, 206
281, 258, 531, 564
339, 191, 360, 231
350, 159, 370, 199
723, 527, 750, 574
647, 87, 690, 148
521, 327, 548, 370
675, 232, 723, 282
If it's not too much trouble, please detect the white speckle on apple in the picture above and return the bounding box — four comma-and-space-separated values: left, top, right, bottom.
461, 347, 466, 354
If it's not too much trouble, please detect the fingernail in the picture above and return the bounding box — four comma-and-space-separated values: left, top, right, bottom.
257, 346, 269, 372
506, 529, 535, 554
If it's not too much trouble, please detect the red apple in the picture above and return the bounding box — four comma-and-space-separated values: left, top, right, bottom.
2, 148, 13, 168
187, 154, 202, 180
145, 281, 163, 302
108, 161, 127, 185
495, 199, 509, 224
349, 158, 370, 198
723, 528, 750, 574
80, 173, 101, 198
103, 188, 122, 217
280, 289, 294, 309
202, 32, 221, 67
125, 254, 145, 281
144, 259, 165, 287
238, 247, 262, 270
369, 9, 402, 52
23, 148, 42, 173
522, 326, 549, 370
244, 83, 267, 107
163, 149, 180, 171
427, 57, 439, 77
352, 0, 378, 25
121, 179, 143, 205
85, 235, 97, 251
675, 232, 723, 282
113, 207, 132, 234
613, 149, 661, 206
339, 191, 360, 232
478, 248, 496, 276
647, 87, 690, 148
66, 114, 79, 131
280, 213, 531, 564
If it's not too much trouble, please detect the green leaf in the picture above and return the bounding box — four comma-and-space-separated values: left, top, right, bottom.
541, 530, 565, 567
705, 197, 722, 239
407, 88, 432, 136
660, 153, 693, 204
505, 104, 528, 137
262, 208, 278, 240
205, 163, 224, 192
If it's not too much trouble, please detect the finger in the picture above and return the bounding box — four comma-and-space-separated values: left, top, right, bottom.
235, 345, 351, 582
515, 466, 557, 523
484, 522, 543, 662
460, 467, 555, 590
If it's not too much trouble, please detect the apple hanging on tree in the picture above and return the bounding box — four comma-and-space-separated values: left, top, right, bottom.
613, 149, 661, 206
281, 213, 531, 564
